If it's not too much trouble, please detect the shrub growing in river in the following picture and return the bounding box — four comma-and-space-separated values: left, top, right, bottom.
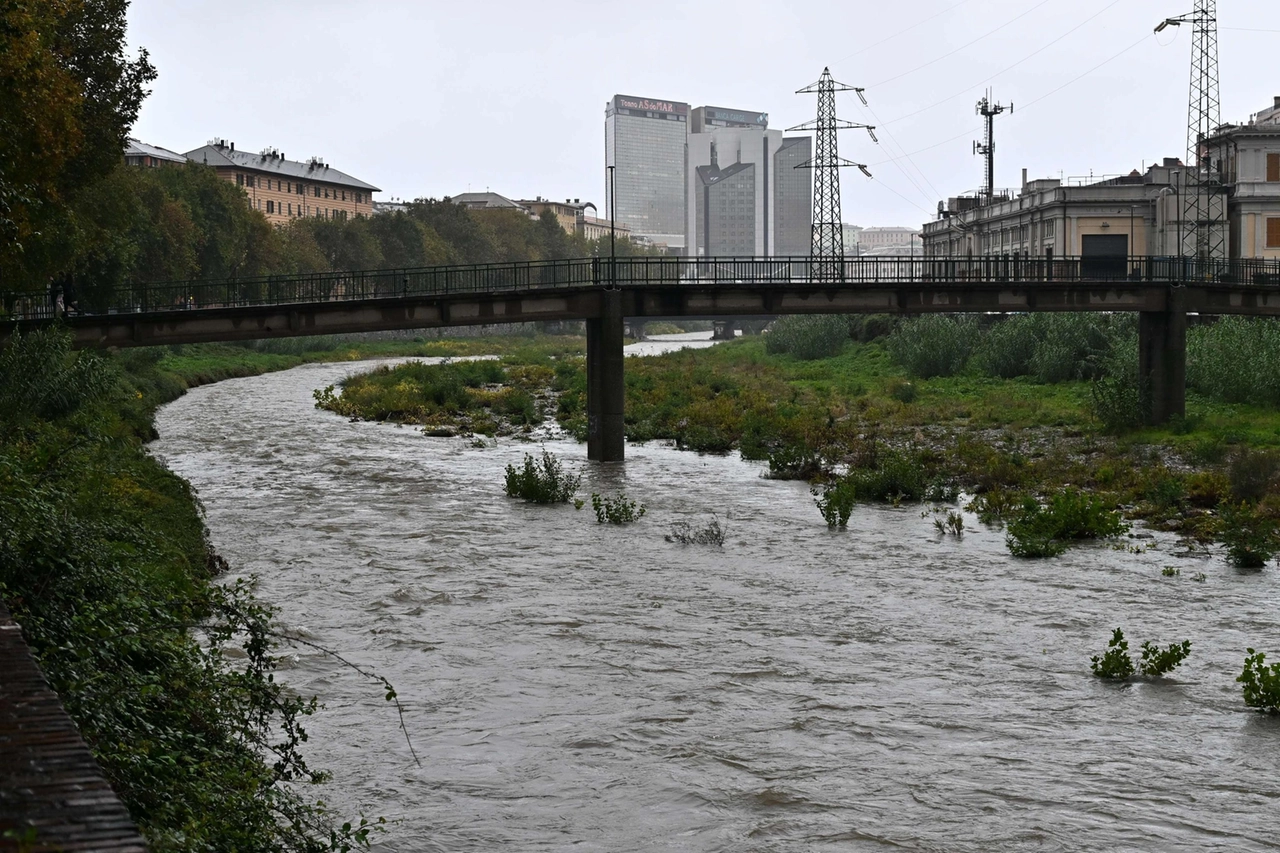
504, 451, 581, 503
1091, 629, 1136, 679
1006, 489, 1129, 558
1238, 649, 1280, 713
1090, 629, 1191, 679
814, 479, 858, 529
591, 492, 646, 524
1217, 502, 1280, 568
665, 516, 726, 546
1139, 639, 1193, 677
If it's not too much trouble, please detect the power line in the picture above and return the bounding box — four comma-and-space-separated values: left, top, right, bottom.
876, 0, 1126, 128
832, 0, 974, 63
867, 32, 1150, 172
856, 101, 947, 207
1015, 33, 1149, 112
867, 0, 1055, 89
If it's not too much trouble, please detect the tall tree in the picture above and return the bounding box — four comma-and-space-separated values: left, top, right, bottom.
534, 209, 575, 261
0, 0, 156, 289
367, 211, 452, 269
407, 199, 491, 264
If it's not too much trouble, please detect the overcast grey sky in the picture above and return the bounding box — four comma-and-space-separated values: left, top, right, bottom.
126, 1, 1278, 229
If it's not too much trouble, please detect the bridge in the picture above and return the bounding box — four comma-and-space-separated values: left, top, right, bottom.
6, 254, 1280, 462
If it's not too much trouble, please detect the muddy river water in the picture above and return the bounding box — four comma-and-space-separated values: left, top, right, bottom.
151, 338, 1280, 852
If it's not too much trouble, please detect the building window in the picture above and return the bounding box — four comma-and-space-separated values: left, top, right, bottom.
267, 200, 274, 214
236, 173, 244, 186
246, 175, 255, 188
314, 187, 320, 197
1268, 217, 1280, 248
1268, 153, 1280, 183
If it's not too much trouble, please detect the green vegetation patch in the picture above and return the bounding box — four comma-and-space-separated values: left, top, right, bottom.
1091, 628, 1192, 680
0, 329, 377, 850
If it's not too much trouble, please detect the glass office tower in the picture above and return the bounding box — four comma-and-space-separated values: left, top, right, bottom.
605, 94, 688, 251
774, 136, 813, 257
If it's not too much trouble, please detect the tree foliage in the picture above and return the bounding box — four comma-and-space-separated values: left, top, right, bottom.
0, 0, 155, 284
0, 328, 381, 851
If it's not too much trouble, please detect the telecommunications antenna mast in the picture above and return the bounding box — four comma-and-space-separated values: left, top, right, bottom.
1156, 0, 1225, 261
973, 91, 1012, 206
789, 67, 878, 283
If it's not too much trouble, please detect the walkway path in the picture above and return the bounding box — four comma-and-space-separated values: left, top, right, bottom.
0, 600, 146, 852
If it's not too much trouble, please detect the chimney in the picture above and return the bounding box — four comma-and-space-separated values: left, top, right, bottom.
1274, 96, 1280, 109
230, 141, 235, 152
1021, 167, 1028, 188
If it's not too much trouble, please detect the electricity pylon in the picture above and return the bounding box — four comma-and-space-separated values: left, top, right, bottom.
1157, 0, 1226, 261
789, 67, 878, 282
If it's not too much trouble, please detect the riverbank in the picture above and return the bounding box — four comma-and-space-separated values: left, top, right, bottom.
150, 349, 1280, 851
318, 330, 1280, 550
0, 328, 398, 850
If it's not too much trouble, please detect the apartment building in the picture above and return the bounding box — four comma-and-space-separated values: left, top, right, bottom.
124, 139, 187, 168
184, 139, 380, 226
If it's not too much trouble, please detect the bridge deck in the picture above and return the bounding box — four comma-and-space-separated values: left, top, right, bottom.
3, 254, 1280, 348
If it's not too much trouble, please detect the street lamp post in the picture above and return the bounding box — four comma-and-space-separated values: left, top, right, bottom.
607, 165, 617, 289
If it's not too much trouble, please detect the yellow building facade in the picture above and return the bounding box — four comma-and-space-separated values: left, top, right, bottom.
185, 140, 380, 226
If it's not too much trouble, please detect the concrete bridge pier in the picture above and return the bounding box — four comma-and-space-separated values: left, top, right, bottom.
1138, 287, 1187, 425
587, 289, 625, 462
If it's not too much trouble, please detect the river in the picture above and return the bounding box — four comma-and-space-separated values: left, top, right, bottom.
150, 339, 1280, 852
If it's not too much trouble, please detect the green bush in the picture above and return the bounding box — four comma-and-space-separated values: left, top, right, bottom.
887, 379, 917, 404
1188, 317, 1280, 406
1006, 489, 1130, 558
1090, 371, 1148, 433
1217, 502, 1280, 568
1091, 629, 1191, 679
766, 441, 825, 481
590, 492, 646, 524
0, 328, 379, 850
966, 488, 1025, 525
503, 451, 581, 503
1238, 648, 1280, 713
764, 314, 850, 360
1139, 639, 1192, 676
974, 314, 1133, 384
1028, 314, 1124, 384
1226, 448, 1280, 502
849, 449, 931, 503
885, 314, 978, 378
814, 478, 857, 529
976, 315, 1040, 378
1091, 629, 1136, 679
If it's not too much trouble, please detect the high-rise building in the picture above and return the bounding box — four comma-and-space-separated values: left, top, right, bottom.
605, 94, 689, 251
774, 137, 812, 257
685, 107, 811, 257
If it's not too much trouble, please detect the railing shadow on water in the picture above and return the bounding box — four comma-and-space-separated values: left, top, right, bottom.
5, 256, 1280, 320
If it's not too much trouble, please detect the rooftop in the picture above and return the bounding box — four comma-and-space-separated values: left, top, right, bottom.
447, 192, 528, 210
184, 139, 380, 192
125, 138, 187, 163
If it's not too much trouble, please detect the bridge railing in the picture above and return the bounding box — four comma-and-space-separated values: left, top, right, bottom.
6, 255, 1280, 321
